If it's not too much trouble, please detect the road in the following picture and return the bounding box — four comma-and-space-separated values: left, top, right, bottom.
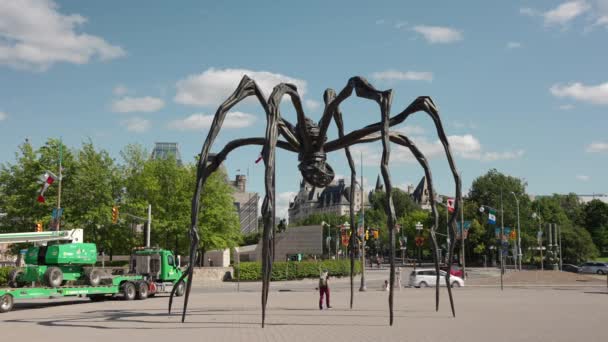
2, 268, 606, 342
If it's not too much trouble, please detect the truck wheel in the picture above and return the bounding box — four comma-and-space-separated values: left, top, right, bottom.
136, 281, 149, 300
87, 269, 103, 286
122, 282, 136, 301
8, 269, 24, 288
0, 294, 14, 313
44, 267, 64, 287
175, 280, 185, 297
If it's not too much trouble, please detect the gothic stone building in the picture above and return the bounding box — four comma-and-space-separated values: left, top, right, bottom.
288, 178, 369, 223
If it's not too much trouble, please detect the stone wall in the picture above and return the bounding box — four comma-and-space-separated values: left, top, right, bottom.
192, 267, 233, 283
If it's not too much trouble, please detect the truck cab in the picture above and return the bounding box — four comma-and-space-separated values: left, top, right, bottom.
129, 247, 185, 295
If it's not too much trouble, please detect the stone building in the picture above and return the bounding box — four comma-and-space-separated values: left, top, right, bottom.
288, 178, 368, 223
229, 174, 259, 234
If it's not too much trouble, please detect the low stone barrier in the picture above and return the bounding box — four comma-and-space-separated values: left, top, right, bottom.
192, 267, 234, 283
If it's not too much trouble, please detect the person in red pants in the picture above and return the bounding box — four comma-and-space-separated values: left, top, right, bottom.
319, 269, 331, 309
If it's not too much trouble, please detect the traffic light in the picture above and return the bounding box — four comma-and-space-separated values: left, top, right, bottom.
365, 229, 369, 240
373, 230, 379, 239
112, 206, 119, 224
35, 222, 43, 232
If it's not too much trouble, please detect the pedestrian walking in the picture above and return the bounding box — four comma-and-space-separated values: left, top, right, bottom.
318, 269, 331, 309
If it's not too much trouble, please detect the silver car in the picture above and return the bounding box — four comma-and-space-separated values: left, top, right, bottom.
408, 269, 465, 288
579, 262, 608, 275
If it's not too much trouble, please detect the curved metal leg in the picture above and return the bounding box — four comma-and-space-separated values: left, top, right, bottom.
169, 75, 270, 323
324, 88, 358, 308
390, 134, 441, 311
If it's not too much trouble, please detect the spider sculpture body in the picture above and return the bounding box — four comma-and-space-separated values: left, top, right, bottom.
169, 76, 462, 327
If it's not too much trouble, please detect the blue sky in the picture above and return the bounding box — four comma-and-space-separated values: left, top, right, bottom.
1, 0, 607, 218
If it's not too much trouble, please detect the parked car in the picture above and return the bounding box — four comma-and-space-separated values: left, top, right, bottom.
409, 269, 465, 288
579, 262, 608, 275
440, 265, 464, 278
561, 264, 580, 273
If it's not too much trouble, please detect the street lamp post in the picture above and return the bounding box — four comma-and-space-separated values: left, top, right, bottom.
532, 211, 543, 271
510, 192, 522, 271
415, 222, 423, 271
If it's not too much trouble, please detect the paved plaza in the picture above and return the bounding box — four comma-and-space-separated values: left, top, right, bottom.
2, 269, 606, 342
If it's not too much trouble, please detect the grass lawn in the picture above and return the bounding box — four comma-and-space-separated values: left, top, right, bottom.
596, 256, 608, 262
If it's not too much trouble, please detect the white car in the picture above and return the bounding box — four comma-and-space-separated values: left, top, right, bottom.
409, 269, 465, 288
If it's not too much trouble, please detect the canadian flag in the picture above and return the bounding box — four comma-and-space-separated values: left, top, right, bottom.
446, 198, 455, 213
37, 171, 56, 203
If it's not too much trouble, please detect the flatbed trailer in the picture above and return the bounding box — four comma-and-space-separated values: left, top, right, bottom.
0, 274, 144, 313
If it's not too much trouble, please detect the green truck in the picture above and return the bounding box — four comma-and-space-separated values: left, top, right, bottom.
0, 230, 186, 313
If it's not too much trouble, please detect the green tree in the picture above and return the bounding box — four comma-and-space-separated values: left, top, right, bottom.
197, 170, 242, 264
582, 199, 608, 255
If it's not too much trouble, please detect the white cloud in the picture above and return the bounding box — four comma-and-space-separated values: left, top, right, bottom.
174, 68, 308, 107
413, 25, 463, 44
111, 96, 165, 113
394, 21, 408, 29
277, 191, 298, 220
521, 1, 590, 24
586, 141, 608, 152
113, 85, 128, 96
550, 82, 608, 105
0, 111, 7, 121
122, 117, 150, 133
395, 125, 426, 136
375, 19, 386, 25
594, 15, 608, 27
305, 99, 321, 111
506, 42, 522, 49
352, 134, 524, 165
559, 104, 574, 110
520, 7, 538, 16
371, 70, 433, 82
576, 174, 590, 181
452, 121, 478, 129
0, 0, 125, 70
481, 150, 525, 161
168, 111, 256, 131
544, 1, 590, 25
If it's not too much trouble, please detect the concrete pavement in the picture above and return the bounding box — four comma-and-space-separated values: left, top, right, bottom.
2, 272, 606, 342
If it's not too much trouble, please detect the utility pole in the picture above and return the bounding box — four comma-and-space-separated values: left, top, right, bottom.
461, 197, 466, 279
500, 190, 504, 291
510, 192, 521, 271
146, 204, 152, 247
557, 224, 562, 271
359, 151, 367, 291
56, 140, 63, 231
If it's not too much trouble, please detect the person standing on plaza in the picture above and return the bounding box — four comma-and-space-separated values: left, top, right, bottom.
318, 269, 331, 309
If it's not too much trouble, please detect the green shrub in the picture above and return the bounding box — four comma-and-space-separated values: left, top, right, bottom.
0, 266, 15, 287
233, 259, 360, 281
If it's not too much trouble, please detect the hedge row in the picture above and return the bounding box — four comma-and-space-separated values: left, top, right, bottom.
0, 266, 14, 287
233, 259, 361, 281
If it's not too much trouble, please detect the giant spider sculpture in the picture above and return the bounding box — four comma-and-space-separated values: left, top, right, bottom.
169, 75, 462, 327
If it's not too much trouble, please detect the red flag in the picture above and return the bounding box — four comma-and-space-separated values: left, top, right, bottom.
447, 198, 455, 213
37, 171, 56, 203
255, 153, 263, 164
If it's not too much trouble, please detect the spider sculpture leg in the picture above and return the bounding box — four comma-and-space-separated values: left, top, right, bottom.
394, 97, 463, 317
324, 88, 358, 308
322, 80, 462, 321
389, 133, 442, 311
168, 75, 273, 323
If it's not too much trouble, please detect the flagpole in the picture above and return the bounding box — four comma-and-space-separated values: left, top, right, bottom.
56, 139, 62, 231
359, 151, 367, 291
